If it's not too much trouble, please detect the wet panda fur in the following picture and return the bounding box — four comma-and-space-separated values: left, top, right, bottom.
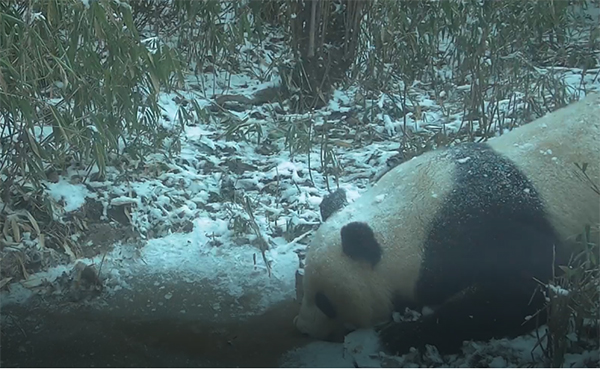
293, 93, 600, 356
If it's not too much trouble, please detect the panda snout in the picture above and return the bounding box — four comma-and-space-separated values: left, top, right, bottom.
293, 315, 305, 332
294, 315, 311, 336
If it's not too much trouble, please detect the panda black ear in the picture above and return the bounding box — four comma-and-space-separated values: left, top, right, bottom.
340, 222, 382, 267
320, 188, 348, 221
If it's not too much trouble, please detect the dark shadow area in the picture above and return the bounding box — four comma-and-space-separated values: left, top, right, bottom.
1, 299, 311, 368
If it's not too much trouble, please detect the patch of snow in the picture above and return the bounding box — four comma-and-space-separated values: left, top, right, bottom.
134, 217, 299, 313
563, 349, 600, 367
383, 114, 395, 136
343, 329, 382, 368
32, 126, 53, 141
374, 194, 386, 203
488, 356, 507, 367
280, 326, 600, 368
0, 245, 134, 307
549, 283, 570, 296
45, 178, 95, 212
422, 306, 435, 316
158, 93, 185, 130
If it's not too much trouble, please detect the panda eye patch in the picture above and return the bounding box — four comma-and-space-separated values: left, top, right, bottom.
315, 292, 337, 319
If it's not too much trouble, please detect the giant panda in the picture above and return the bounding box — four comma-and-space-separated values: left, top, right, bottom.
294, 93, 600, 356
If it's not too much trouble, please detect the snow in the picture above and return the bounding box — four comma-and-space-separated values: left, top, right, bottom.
549, 283, 570, 297
136, 220, 300, 312
279, 324, 600, 368
343, 329, 383, 368
45, 178, 96, 212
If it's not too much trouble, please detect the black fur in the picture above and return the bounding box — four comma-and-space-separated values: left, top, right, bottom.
320, 188, 348, 222
340, 222, 382, 267
315, 292, 337, 319
379, 143, 559, 355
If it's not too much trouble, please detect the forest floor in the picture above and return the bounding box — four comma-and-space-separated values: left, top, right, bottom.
1, 32, 600, 367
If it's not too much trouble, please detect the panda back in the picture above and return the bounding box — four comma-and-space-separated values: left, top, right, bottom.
488, 93, 600, 250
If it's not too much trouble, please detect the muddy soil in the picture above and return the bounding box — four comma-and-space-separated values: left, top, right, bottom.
1, 276, 312, 367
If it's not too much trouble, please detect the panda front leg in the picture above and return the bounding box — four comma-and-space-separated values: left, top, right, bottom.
378, 281, 546, 356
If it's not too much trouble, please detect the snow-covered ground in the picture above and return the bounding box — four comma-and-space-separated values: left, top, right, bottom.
281, 328, 599, 368
2, 24, 600, 368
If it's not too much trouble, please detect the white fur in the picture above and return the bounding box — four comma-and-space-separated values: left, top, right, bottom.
294, 93, 600, 340
488, 94, 600, 247
294, 148, 459, 339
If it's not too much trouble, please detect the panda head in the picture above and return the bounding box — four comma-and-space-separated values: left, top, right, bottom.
294, 220, 394, 340
293, 150, 449, 340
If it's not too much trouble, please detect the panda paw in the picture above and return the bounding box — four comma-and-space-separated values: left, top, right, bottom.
377, 320, 425, 356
